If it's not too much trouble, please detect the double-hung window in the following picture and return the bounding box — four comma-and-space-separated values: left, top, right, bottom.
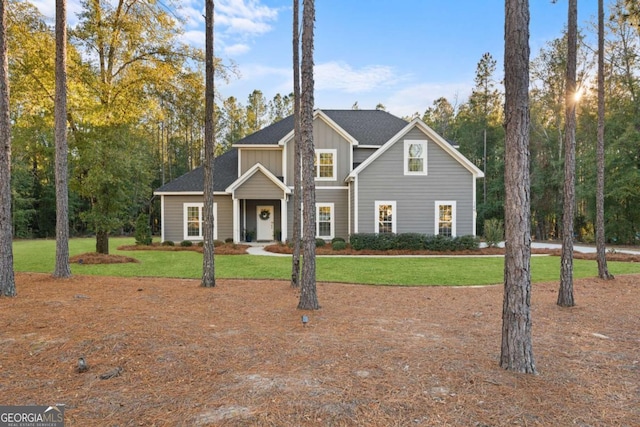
404, 140, 428, 175
375, 201, 396, 234
316, 203, 334, 239
183, 203, 217, 240
435, 201, 456, 237
314, 149, 337, 180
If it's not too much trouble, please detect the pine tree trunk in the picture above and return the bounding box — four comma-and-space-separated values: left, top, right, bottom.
501, 0, 535, 374
54, 0, 72, 278
96, 230, 109, 255
298, 0, 319, 310
291, 0, 301, 289
0, 0, 16, 297
596, 0, 613, 280
558, 0, 577, 307
201, 0, 216, 288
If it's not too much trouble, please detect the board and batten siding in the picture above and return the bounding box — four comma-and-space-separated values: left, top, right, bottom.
285, 118, 352, 187
240, 148, 283, 177
356, 128, 476, 236
234, 172, 285, 199
161, 195, 233, 243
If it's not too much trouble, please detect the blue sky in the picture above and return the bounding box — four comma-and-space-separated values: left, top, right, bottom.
34, 0, 607, 118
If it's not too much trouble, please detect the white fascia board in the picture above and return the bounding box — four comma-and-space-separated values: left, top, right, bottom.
412, 119, 484, 178
347, 118, 485, 180
153, 191, 229, 196
347, 120, 415, 180
225, 162, 291, 195
233, 144, 279, 149
315, 110, 359, 145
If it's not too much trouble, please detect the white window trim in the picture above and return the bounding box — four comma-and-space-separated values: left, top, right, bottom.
315, 149, 337, 181
375, 200, 396, 234
404, 140, 428, 175
316, 203, 335, 239
435, 201, 456, 237
183, 202, 217, 241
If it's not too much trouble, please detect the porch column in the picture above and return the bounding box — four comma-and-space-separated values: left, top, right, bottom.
280, 197, 287, 242
233, 198, 240, 243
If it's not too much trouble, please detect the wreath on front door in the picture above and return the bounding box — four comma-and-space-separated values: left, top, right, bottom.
259, 209, 271, 220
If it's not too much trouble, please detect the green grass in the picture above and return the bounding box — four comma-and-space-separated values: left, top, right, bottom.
12, 237, 640, 286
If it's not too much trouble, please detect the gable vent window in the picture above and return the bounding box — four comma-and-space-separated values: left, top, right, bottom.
404, 140, 428, 175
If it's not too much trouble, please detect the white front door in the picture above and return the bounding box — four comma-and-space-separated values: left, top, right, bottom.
256, 205, 274, 241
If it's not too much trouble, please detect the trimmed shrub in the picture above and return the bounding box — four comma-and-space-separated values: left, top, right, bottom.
315, 238, 326, 247
349, 233, 375, 250
331, 237, 346, 244
332, 240, 347, 251
423, 234, 452, 251
394, 233, 424, 250
453, 235, 480, 251
180, 240, 193, 247
348, 233, 395, 251
213, 240, 224, 247
134, 213, 152, 245
162, 240, 175, 246
484, 218, 504, 248
225, 237, 234, 244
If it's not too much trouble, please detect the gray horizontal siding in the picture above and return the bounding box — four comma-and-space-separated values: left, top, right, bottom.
353, 147, 377, 165
162, 195, 233, 242
285, 188, 349, 240
316, 188, 349, 240
356, 129, 475, 236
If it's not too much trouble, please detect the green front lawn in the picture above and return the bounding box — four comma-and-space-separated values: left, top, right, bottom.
12, 237, 640, 286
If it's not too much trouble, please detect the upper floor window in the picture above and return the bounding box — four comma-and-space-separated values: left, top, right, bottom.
314, 149, 337, 180
404, 140, 428, 175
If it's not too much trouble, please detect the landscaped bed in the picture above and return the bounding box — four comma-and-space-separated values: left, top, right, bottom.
1, 273, 638, 425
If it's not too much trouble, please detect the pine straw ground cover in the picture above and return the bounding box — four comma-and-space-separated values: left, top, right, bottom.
0, 273, 638, 426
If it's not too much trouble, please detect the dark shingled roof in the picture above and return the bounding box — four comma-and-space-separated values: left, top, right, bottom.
155, 110, 409, 193
155, 148, 238, 193
322, 110, 408, 146
234, 109, 408, 147
233, 114, 295, 145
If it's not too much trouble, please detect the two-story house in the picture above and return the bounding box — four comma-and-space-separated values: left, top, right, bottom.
153, 109, 484, 243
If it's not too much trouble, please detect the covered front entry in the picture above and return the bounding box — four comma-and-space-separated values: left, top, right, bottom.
225, 163, 291, 243
235, 199, 286, 242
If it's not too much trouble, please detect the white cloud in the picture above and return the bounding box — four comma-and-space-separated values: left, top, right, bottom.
181, 30, 206, 47
32, 0, 83, 26
224, 43, 252, 56
30, 1, 54, 18
216, 0, 280, 37
315, 62, 404, 93
175, 3, 205, 29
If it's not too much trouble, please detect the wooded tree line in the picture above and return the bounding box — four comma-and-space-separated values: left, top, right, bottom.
3, 0, 640, 248
424, 0, 639, 244
6, 0, 293, 244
